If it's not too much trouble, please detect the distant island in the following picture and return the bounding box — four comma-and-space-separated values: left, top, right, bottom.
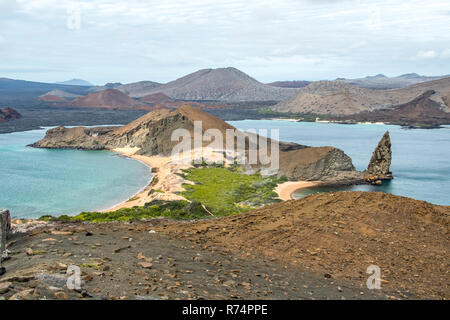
331, 90, 450, 128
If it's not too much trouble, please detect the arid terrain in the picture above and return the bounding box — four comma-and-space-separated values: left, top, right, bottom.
1, 191, 448, 300
333, 90, 450, 128
275, 77, 450, 115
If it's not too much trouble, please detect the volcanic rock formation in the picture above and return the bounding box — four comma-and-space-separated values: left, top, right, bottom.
127, 67, 298, 101
31, 105, 368, 182
365, 131, 393, 184
70, 89, 149, 110
0, 108, 22, 123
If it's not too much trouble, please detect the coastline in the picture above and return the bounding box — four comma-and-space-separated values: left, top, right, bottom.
275, 181, 321, 201
99, 154, 154, 212
108, 149, 325, 209
103, 148, 188, 212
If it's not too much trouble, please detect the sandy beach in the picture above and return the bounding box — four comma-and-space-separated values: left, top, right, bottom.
105, 147, 321, 211
105, 147, 230, 211
275, 181, 321, 201
104, 148, 189, 212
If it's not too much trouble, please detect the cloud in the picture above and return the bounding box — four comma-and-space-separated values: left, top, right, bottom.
1, 0, 450, 83
441, 49, 450, 58
0, 0, 18, 15
416, 50, 438, 59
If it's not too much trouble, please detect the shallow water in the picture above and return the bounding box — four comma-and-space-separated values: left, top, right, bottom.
229, 120, 450, 206
0, 128, 152, 218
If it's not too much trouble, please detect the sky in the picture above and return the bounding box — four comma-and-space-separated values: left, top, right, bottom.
0, 0, 450, 85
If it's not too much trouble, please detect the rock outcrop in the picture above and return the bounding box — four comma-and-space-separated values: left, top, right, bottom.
365, 131, 393, 184
0, 108, 22, 123
278, 147, 363, 182
31, 105, 367, 183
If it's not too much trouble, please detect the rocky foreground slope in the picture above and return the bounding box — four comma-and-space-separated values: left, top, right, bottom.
1, 191, 448, 300
160, 191, 449, 299
30, 105, 387, 183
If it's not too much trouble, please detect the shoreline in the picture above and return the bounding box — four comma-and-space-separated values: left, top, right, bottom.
275, 181, 321, 201
103, 148, 188, 212
100, 155, 155, 212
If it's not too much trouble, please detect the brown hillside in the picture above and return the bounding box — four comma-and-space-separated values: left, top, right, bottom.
71, 89, 148, 110
141, 92, 174, 105
160, 191, 450, 298
275, 77, 450, 115
336, 90, 450, 127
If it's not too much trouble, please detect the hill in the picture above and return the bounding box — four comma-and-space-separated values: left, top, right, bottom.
141, 92, 174, 105
161, 191, 449, 298
37, 95, 68, 104
334, 90, 450, 128
55, 79, 93, 86
88, 82, 123, 92
0, 107, 22, 123
0, 78, 90, 101
70, 89, 149, 110
127, 67, 298, 101
274, 77, 450, 115
342, 73, 450, 89
115, 81, 162, 97
39, 89, 81, 100
267, 80, 311, 88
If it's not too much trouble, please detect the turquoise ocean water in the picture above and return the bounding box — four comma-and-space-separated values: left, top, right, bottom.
229, 121, 450, 206
1, 122, 449, 219
0, 128, 152, 218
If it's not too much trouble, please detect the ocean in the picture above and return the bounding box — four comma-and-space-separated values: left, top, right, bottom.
229, 120, 450, 206
1, 121, 449, 219
0, 128, 152, 218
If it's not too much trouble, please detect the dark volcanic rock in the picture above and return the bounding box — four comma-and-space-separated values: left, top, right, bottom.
0, 108, 22, 123
366, 131, 393, 182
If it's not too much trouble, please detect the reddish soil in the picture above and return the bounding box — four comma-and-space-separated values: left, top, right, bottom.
37, 95, 69, 104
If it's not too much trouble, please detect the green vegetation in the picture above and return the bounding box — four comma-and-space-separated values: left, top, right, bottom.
39, 200, 210, 223
180, 166, 286, 216
126, 196, 140, 202
258, 108, 331, 122
40, 165, 286, 222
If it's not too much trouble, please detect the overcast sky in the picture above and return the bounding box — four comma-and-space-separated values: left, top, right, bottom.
1, 0, 449, 85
